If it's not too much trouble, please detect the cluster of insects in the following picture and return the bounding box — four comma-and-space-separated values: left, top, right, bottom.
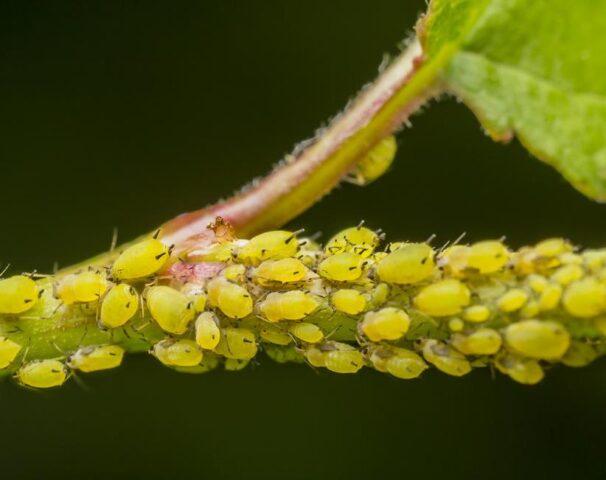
0, 220, 605, 389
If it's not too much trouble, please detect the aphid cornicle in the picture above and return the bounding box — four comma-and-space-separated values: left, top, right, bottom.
152, 339, 203, 367
206, 278, 253, 319
324, 225, 380, 258
0, 337, 22, 369
17, 359, 68, 388
331, 288, 367, 315
413, 279, 471, 317
111, 234, 170, 280
351, 135, 397, 186
318, 252, 363, 282
195, 312, 221, 350
258, 290, 318, 322
236, 230, 300, 265
68, 345, 125, 372
504, 319, 570, 360
146, 286, 195, 335
56, 270, 108, 305
214, 328, 257, 360
253, 258, 308, 285
99, 283, 139, 328
361, 307, 410, 341
376, 243, 435, 285
422, 340, 471, 377
0, 275, 39, 314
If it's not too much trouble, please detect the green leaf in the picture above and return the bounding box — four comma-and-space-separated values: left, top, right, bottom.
421, 0, 606, 200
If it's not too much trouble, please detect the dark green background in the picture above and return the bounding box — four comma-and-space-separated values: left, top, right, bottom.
1, 2, 605, 479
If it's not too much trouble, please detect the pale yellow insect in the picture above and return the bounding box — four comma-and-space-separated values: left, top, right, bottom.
324, 343, 364, 374
466, 240, 509, 274
413, 279, 471, 317
236, 230, 300, 265
496, 288, 528, 313
289, 322, 324, 343
350, 135, 397, 186
180, 283, 207, 313
152, 339, 202, 367
495, 353, 544, 385
146, 286, 195, 334
194, 312, 221, 350
214, 328, 257, 360
17, 359, 68, 388
68, 345, 125, 372
258, 290, 318, 322
0, 337, 22, 369
112, 235, 170, 280
318, 252, 363, 282
0, 275, 39, 314
562, 278, 606, 318
463, 305, 490, 323
422, 340, 471, 377
56, 270, 108, 305
259, 324, 292, 346
331, 289, 367, 315
99, 283, 139, 328
451, 328, 502, 355
206, 278, 253, 319
361, 307, 410, 341
370, 346, 427, 380
504, 319, 570, 360
376, 243, 435, 284
324, 225, 380, 258
253, 258, 308, 285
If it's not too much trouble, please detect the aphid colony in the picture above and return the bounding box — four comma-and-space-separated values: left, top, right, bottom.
0, 226, 606, 389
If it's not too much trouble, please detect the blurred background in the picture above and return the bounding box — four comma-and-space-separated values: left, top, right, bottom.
1, 1, 605, 479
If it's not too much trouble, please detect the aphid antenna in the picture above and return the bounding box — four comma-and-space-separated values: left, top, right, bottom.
50, 341, 68, 357
110, 227, 119, 252
0, 263, 11, 278
425, 233, 437, 245
356, 220, 366, 229
451, 232, 467, 246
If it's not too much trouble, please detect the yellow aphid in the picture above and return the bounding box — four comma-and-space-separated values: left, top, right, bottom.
422, 340, 471, 376
56, 271, 108, 305
237, 230, 299, 265
194, 312, 221, 350
583, 250, 606, 272
519, 300, 540, 318
561, 341, 597, 368
259, 324, 292, 345
99, 283, 138, 328
224, 358, 250, 371
527, 274, 548, 293
496, 288, 528, 313
376, 243, 435, 284
289, 322, 324, 343
504, 320, 570, 360
551, 264, 584, 286
439, 245, 470, 276
448, 318, 464, 332
214, 327, 257, 360
223, 264, 246, 283
538, 283, 562, 311
17, 359, 68, 388
254, 258, 308, 285
331, 289, 367, 315
495, 353, 544, 385
318, 252, 363, 282
467, 240, 509, 274
112, 237, 169, 280
195, 241, 236, 262
463, 305, 490, 323
361, 307, 410, 341
152, 339, 202, 367
352, 135, 397, 186
0, 337, 22, 368
534, 238, 572, 258
304, 346, 326, 367
562, 278, 606, 318
206, 278, 253, 319
370, 346, 427, 379
560, 252, 583, 265
258, 290, 318, 322
324, 343, 364, 374
451, 328, 502, 355
368, 283, 390, 309
180, 283, 207, 313
146, 286, 195, 334
68, 345, 124, 372
324, 225, 380, 258
413, 279, 471, 317
0, 275, 39, 314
